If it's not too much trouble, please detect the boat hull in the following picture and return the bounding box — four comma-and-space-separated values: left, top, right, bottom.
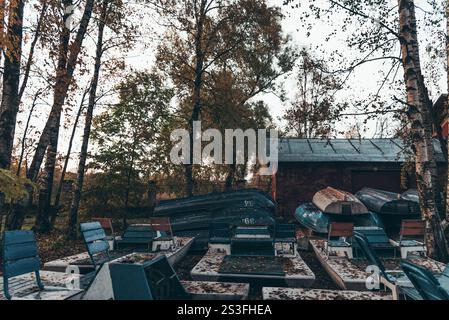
312, 187, 368, 215
294, 203, 383, 234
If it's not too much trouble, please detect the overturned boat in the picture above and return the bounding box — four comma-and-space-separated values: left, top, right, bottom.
400, 189, 419, 203
355, 188, 420, 216
153, 189, 277, 247
295, 187, 383, 234
355, 187, 421, 234
313, 187, 369, 215
295, 203, 383, 234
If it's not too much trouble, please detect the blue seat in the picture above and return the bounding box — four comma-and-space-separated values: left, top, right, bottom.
274, 224, 296, 241
2, 230, 44, 300
109, 255, 190, 300
1, 230, 83, 300
401, 260, 449, 300
80, 222, 111, 267
353, 226, 396, 257
209, 223, 231, 244
115, 224, 157, 250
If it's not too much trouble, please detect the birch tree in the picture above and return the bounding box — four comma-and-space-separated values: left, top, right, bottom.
32, 0, 95, 233
285, 0, 449, 260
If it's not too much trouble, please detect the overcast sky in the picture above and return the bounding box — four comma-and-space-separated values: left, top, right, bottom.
15, 0, 447, 171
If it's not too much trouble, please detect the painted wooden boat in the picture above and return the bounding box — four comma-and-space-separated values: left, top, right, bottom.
43, 236, 194, 274
294, 203, 383, 234
355, 188, 420, 216
312, 187, 369, 215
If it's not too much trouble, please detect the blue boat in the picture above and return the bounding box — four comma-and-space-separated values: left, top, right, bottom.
294, 202, 383, 234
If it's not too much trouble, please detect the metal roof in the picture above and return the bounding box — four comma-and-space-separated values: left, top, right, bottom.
276, 138, 446, 163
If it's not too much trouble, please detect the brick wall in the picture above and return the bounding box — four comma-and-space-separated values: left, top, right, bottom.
274, 162, 402, 219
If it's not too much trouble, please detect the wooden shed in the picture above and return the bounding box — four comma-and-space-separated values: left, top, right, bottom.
271, 138, 446, 219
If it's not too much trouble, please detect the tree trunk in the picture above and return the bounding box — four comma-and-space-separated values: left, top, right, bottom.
51, 85, 89, 229
225, 164, 236, 192
146, 181, 157, 217
17, 91, 40, 176
18, 2, 47, 102
185, 0, 207, 197
399, 0, 449, 261
0, 0, 24, 169
33, 0, 74, 233
6, 184, 32, 230
27, 0, 94, 182
0, 0, 5, 69
68, 0, 108, 239
446, 0, 449, 226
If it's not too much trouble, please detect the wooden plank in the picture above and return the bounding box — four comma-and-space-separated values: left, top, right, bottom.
83, 228, 107, 243
329, 222, 353, 237
93, 218, 113, 232
401, 220, 425, 236
4, 257, 40, 278
4, 230, 35, 245
3, 242, 38, 260
88, 241, 110, 255
80, 222, 103, 232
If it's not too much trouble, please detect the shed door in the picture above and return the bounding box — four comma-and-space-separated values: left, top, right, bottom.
351, 170, 401, 194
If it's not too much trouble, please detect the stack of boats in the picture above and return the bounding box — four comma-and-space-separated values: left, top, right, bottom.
153, 189, 277, 248
295, 187, 383, 234
295, 187, 420, 236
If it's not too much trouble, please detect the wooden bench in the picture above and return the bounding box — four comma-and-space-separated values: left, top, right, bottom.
92, 218, 115, 250
390, 220, 426, 259
326, 222, 354, 259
